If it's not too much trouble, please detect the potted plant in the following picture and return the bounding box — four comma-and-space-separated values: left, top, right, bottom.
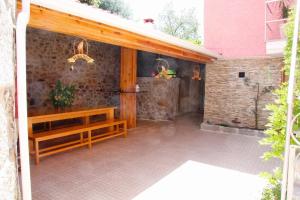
49, 80, 75, 109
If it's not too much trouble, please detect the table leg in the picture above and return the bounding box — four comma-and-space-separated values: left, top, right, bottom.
88, 130, 92, 149
35, 140, 40, 165
106, 109, 114, 120
83, 116, 90, 125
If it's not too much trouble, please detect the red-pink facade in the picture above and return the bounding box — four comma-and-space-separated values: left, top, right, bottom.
204, 0, 286, 58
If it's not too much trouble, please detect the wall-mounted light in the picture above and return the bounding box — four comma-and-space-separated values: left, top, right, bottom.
192, 66, 201, 80
67, 38, 94, 70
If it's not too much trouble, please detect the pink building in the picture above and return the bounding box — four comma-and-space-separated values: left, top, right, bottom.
204, 0, 289, 58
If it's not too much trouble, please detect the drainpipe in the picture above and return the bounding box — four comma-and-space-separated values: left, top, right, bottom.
281, 0, 300, 199
16, 0, 32, 200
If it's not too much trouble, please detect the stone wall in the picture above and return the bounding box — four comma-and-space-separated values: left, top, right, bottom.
137, 78, 180, 120
204, 57, 283, 129
26, 28, 120, 110
0, 0, 20, 199
137, 51, 205, 115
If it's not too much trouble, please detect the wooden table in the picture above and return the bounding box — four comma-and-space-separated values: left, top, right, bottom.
27, 106, 116, 149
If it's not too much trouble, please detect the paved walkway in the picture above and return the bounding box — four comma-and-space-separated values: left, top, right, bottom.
30, 113, 278, 200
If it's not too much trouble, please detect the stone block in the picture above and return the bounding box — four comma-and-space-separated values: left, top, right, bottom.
200, 122, 220, 132
220, 126, 238, 134
238, 128, 257, 136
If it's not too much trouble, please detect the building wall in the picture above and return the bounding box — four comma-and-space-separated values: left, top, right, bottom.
177, 61, 206, 113
204, 57, 283, 129
204, 0, 289, 58
26, 28, 120, 110
204, 0, 266, 58
0, 0, 20, 199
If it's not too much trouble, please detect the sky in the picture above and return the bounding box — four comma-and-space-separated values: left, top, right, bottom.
123, 0, 203, 26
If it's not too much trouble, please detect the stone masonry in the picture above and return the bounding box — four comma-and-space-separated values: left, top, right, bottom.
204, 57, 283, 129
26, 29, 204, 121
26, 28, 120, 110
137, 51, 205, 119
137, 77, 180, 120
0, 0, 20, 199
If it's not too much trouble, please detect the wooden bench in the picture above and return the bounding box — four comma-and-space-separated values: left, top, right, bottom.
88, 119, 127, 144
31, 120, 127, 164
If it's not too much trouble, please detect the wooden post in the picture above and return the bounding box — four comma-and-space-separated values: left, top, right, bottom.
120, 47, 137, 128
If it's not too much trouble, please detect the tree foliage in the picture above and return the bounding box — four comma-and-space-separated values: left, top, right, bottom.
157, 4, 201, 45
79, 0, 101, 7
99, 0, 131, 19
260, 9, 300, 199
79, 0, 131, 18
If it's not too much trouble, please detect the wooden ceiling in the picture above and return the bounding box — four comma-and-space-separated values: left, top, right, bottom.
18, 2, 216, 63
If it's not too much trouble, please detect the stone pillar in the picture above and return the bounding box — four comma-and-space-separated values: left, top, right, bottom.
0, 0, 20, 199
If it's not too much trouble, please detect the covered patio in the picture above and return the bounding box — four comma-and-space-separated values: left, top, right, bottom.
30, 114, 277, 200
15, 1, 278, 200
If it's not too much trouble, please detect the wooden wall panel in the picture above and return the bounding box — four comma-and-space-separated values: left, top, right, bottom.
120, 48, 137, 128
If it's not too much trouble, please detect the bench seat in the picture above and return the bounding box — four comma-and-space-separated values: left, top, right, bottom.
31, 119, 127, 164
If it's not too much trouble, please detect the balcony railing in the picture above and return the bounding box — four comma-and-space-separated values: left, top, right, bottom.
265, 0, 289, 54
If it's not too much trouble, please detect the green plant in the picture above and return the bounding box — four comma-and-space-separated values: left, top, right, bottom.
261, 184, 281, 200
79, 0, 101, 7
99, 0, 131, 19
49, 80, 75, 108
79, 0, 131, 19
187, 39, 202, 46
261, 168, 282, 200
280, 1, 290, 19
259, 8, 300, 199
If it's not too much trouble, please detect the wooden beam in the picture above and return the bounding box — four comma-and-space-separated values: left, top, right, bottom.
17, 2, 214, 63
120, 48, 137, 128
120, 93, 136, 129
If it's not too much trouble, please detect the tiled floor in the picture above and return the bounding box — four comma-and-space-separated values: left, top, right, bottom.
30, 113, 278, 200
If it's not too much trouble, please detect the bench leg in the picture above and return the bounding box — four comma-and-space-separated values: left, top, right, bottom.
88, 130, 92, 149
43, 122, 47, 130
35, 140, 40, 165
80, 132, 84, 144
116, 124, 119, 133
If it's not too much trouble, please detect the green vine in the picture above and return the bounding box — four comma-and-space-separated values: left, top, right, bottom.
260, 9, 300, 200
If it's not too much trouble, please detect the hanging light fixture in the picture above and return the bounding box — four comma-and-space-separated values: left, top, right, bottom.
67, 38, 94, 70
154, 57, 176, 79
191, 66, 201, 80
